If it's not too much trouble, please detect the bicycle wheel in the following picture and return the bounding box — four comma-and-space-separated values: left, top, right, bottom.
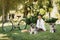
18, 20, 27, 30
2, 21, 13, 32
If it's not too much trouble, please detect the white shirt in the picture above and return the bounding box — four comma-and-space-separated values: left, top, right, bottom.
36, 19, 46, 31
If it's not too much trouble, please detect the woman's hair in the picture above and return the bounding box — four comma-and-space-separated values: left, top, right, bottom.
38, 14, 42, 17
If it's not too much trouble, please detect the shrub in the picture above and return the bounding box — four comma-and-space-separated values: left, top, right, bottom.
26, 16, 37, 24
44, 18, 58, 23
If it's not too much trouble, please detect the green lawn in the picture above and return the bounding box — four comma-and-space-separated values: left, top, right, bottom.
0, 24, 60, 40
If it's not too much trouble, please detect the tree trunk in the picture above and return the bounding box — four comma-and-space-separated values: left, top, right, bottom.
2, 0, 9, 22
49, 12, 50, 18
24, 5, 28, 18
2, 0, 5, 22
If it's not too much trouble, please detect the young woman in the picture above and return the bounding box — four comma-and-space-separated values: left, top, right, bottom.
36, 14, 46, 31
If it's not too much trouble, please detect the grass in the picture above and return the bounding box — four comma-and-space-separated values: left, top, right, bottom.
0, 24, 60, 40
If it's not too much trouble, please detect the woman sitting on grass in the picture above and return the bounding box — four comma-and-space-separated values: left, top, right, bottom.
36, 14, 46, 31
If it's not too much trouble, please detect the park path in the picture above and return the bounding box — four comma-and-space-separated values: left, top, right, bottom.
0, 23, 12, 27
0, 34, 11, 40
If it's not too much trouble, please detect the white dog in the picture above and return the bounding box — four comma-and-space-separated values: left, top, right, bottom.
29, 23, 38, 34
50, 23, 56, 33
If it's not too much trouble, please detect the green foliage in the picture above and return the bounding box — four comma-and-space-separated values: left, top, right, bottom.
30, 16, 37, 23
39, 8, 46, 16
45, 0, 53, 12
26, 16, 37, 24
43, 18, 58, 23
26, 18, 31, 25
0, 0, 59, 23
38, 0, 43, 8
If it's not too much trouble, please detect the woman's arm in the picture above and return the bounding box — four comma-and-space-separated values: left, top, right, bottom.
36, 20, 39, 28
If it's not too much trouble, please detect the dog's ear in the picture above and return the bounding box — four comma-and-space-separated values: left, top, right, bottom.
30, 23, 33, 26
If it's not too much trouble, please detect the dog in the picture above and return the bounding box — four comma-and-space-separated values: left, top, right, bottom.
29, 23, 46, 34
29, 23, 38, 34
50, 23, 56, 33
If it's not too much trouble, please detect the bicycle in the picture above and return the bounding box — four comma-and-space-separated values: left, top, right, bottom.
12, 15, 27, 30
2, 14, 27, 32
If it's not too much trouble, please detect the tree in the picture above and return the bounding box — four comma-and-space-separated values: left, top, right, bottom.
46, 0, 53, 18
1, 0, 25, 22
